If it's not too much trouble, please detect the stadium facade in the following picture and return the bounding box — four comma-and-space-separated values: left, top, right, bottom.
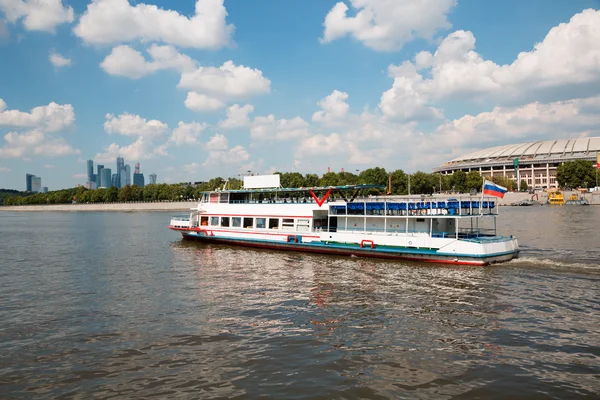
433, 137, 600, 189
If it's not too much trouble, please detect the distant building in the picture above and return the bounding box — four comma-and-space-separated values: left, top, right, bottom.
116, 156, 125, 188
133, 173, 145, 187
111, 173, 118, 188
149, 174, 157, 184
42, 187, 48, 193
120, 164, 131, 187
87, 160, 94, 185
133, 162, 144, 187
26, 173, 34, 192
100, 168, 111, 188
32, 176, 42, 193
434, 137, 600, 189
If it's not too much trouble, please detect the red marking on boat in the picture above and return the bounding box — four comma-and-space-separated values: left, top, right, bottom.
309, 188, 332, 207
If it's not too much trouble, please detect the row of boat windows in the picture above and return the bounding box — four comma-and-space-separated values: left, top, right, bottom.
201, 216, 311, 231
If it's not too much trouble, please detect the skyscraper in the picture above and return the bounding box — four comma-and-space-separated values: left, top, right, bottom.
111, 173, 118, 188
133, 162, 144, 187
120, 164, 131, 187
87, 160, 94, 184
32, 176, 42, 193
116, 156, 125, 188
26, 173, 34, 192
97, 164, 104, 187
149, 174, 157, 184
100, 168, 111, 188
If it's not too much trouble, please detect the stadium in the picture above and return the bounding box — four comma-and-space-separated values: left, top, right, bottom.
433, 137, 600, 189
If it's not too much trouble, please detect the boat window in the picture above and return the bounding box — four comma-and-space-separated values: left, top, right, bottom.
210, 216, 219, 226
282, 218, 294, 230
243, 217, 253, 228
221, 217, 230, 227
200, 216, 208, 226
416, 218, 425, 222
297, 218, 310, 232
232, 217, 242, 227
256, 218, 266, 229
268, 218, 279, 229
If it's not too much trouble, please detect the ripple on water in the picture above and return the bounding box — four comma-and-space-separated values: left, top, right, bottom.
0, 210, 599, 399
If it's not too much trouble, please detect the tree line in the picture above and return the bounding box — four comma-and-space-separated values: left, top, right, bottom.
2, 167, 530, 206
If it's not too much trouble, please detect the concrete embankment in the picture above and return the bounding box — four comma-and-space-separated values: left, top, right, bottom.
0, 202, 196, 212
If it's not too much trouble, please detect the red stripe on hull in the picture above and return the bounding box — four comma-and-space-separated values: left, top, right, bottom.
181, 234, 488, 266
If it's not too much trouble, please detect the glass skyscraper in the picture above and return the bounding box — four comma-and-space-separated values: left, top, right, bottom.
100, 168, 111, 188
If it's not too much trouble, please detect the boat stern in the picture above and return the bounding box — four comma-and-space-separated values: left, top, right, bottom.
169, 216, 193, 231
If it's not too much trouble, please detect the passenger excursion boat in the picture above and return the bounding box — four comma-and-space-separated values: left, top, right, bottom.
169, 174, 519, 266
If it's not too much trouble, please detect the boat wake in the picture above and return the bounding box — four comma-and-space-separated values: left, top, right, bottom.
508, 256, 600, 272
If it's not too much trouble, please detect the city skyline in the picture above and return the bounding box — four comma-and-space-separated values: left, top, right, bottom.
1, 1, 600, 191
85, 156, 154, 190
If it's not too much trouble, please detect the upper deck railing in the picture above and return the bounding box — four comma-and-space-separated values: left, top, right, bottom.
329, 196, 498, 217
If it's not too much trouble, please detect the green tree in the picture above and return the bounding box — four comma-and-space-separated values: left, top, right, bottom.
556, 160, 596, 188
91, 188, 107, 203
449, 170, 467, 193
358, 167, 388, 187
304, 173, 319, 187
520, 179, 529, 192
319, 172, 339, 187
106, 186, 118, 202
390, 169, 408, 194
465, 171, 483, 192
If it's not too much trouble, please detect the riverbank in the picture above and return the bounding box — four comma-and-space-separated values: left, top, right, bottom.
0, 201, 196, 212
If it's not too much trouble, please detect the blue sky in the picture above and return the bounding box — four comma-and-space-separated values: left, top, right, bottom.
1, 0, 600, 191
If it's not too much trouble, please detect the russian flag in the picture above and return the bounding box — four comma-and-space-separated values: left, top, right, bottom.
483, 180, 508, 198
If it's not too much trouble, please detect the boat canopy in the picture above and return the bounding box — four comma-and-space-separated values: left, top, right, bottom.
198, 184, 386, 195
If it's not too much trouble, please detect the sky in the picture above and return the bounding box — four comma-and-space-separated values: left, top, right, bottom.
1, 0, 600, 191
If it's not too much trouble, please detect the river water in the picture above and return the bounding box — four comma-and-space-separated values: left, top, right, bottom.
0, 207, 599, 399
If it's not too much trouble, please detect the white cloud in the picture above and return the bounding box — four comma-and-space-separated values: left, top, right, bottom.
251, 115, 311, 141
0, 18, 9, 42
0, 166, 11, 172
73, 0, 233, 48
179, 60, 271, 100
183, 162, 201, 174
201, 133, 250, 167
321, 0, 456, 51
94, 136, 168, 163
168, 121, 207, 146
104, 112, 169, 140
204, 144, 250, 167
44, 163, 56, 169
383, 9, 600, 109
432, 96, 600, 152
297, 133, 344, 157
184, 92, 225, 112
312, 90, 350, 126
205, 133, 228, 151
72, 173, 87, 179
49, 51, 71, 68
219, 103, 254, 129
100, 44, 196, 79
0, 99, 75, 132
379, 61, 444, 121
0, 0, 74, 32
0, 129, 79, 158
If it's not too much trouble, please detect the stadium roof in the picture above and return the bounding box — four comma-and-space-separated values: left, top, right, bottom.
447, 137, 600, 165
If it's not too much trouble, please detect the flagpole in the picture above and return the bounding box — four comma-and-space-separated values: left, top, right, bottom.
480, 177, 485, 215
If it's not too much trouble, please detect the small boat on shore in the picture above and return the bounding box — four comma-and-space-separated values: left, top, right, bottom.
169, 175, 519, 266
546, 190, 590, 205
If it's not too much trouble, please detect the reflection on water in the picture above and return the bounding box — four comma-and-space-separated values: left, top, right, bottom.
0, 209, 599, 399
